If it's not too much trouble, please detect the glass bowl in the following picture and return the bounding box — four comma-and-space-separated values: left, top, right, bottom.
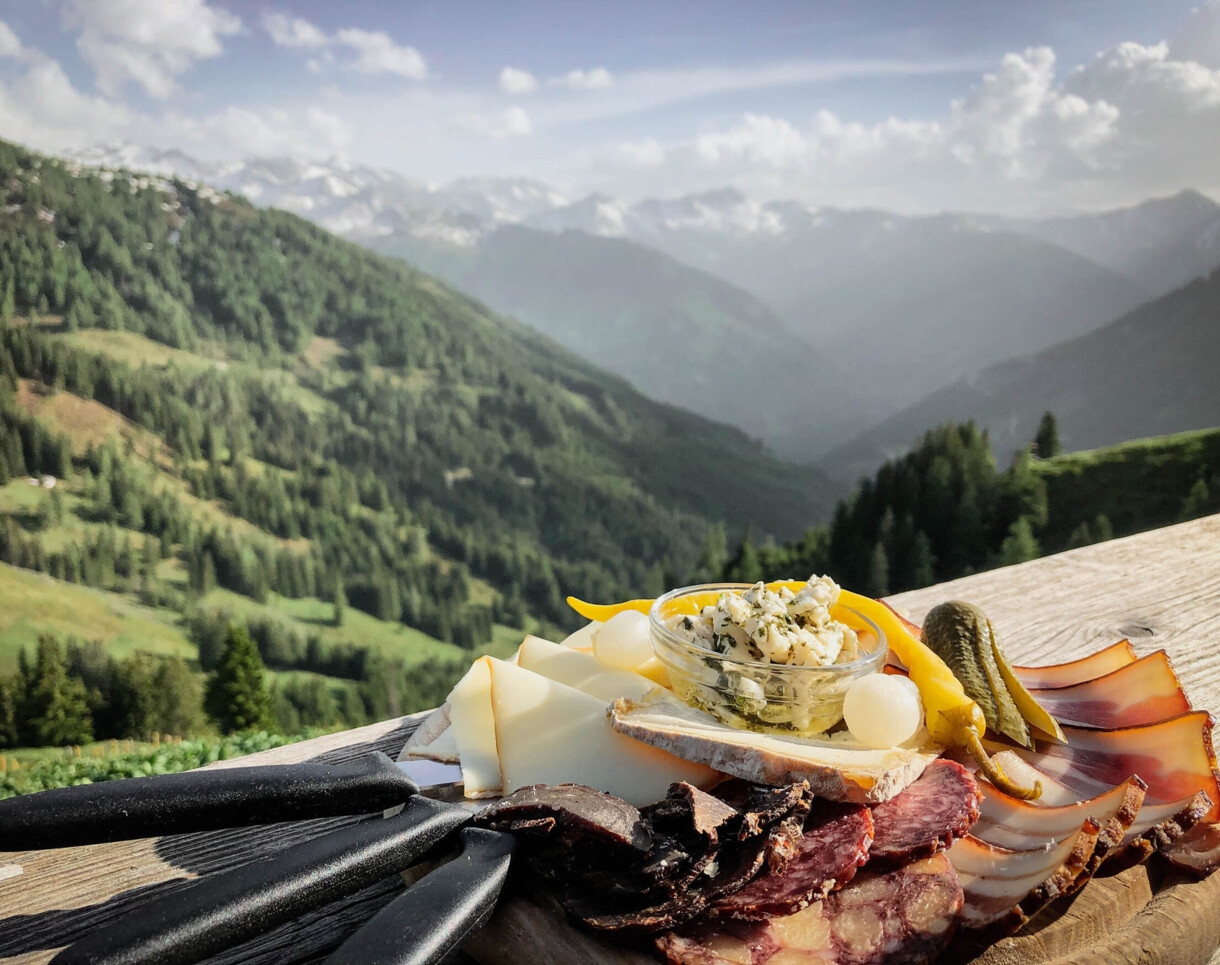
648, 582, 887, 738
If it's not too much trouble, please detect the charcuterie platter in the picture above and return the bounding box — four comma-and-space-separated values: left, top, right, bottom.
401, 575, 1220, 965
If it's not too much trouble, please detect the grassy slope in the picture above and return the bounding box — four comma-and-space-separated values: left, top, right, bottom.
1035, 426, 1220, 550
0, 561, 193, 671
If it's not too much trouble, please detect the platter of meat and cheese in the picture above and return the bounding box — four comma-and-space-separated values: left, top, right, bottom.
402, 578, 1220, 965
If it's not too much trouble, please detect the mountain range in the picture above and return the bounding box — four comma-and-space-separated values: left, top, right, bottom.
63, 143, 1220, 466
824, 265, 1220, 483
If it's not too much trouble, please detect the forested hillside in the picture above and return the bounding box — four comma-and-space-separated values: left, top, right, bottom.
0, 137, 832, 751
0, 138, 828, 625
722, 421, 1220, 597
373, 224, 872, 453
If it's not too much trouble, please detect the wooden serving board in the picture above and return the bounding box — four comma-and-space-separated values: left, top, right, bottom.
454, 516, 1220, 965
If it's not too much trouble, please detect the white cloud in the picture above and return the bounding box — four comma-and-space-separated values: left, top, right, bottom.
456, 105, 533, 139
259, 11, 426, 80
0, 20, 22, 59
695, 114, 807, 166
553, 67, 613, 90
1171, 0, 1220, 68
610, 138, 665, 169
590, 35, 1220, 212
0, 54, 138, 151
336, 28, 426, 80
262, 12, 327, 49
170, 104, 353, 158
65, 0, 241, 99
499, 66, 537, 94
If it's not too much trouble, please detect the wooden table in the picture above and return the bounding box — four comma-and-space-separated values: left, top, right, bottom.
3, 514, 1219, 965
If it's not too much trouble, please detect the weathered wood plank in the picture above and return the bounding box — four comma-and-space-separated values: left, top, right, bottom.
1, 514, 1218, 964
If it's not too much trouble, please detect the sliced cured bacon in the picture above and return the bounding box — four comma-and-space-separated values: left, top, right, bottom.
658, 853, 963, 965
711, 802, 874, 920
993, 714, 1220, 824
1011, 640, 1136, 689
1028, 650, 1191, 729
972, 749, 1215, 871
948, 822, 1100, 933
868, 759, 981, 865
972, 777, 1145, 853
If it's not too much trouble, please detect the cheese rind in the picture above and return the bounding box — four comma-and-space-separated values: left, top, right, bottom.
449, 656, 502, 796
516, 635, 657, 702
487, 658, 717, 806
612, 688, 940, 804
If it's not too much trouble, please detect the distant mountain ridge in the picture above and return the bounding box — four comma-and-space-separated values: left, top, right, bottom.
64, 143, 1220, 458
822, 265, 1220, 483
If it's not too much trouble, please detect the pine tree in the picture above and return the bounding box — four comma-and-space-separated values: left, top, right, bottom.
0, 673, 21, 748
866, 541, 890, 597
1033, 412, 1062, 458
1182, 478, 1211, 520
725, 530, 763, 584
1093, 514, 1114, 542
332, 576, 347, 627
19, 635, 93, 746
205, 624, 275, 733
997, 517, 1041, 567
905, 530, 936, 590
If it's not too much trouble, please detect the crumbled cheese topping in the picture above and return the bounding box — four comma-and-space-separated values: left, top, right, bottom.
673, 575, 860, 668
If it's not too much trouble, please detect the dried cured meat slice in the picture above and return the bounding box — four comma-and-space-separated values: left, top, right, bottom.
711, 802, 873, 920
658, 853, 962, 965
868, 759, 981, 865
971, 777, 1145, 852
1011, 640, 1137, 689
949, 823, 1101, 934
476, 783, 651, 850
1028, 651, 1191, 729
984, 715, 1219, 825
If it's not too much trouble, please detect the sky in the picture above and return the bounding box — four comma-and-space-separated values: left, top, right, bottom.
0, 0, 1218, 214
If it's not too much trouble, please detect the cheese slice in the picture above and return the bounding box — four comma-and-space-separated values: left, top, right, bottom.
407, 726, 459, 763
402, 703, 459, 763
516, 635, 657, 702
560, 620, 601, 650
487, 658, 717, 806
635, 655, 671, 688
449, 656, 502, 797
611, 688, 941, 804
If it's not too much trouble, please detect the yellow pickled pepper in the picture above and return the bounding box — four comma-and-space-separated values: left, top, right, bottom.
568, 586, 1043, 800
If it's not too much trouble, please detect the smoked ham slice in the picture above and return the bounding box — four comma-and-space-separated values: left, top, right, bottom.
1028, 650, 1191, 729
948, 823, 1101, 933
868, 760, 981, 865
659, 853, 963, 965
1011, 640, 1137, 689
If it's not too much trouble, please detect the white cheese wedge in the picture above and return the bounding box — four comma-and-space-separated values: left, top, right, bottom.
449, 656, 502, 798
407, 726, 459, 763
487, 658, 717, 806
400, 703, 451, 761
611, 688, 941, 804
516, 635, 657, 702
559, 620, 602, 650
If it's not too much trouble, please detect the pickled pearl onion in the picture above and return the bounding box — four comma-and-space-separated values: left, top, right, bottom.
844, 673, 923, 749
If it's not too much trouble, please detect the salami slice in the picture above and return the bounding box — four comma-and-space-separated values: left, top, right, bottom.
658, 853, 963, 964
869, 759, 981, 866
711, 801, 874, 919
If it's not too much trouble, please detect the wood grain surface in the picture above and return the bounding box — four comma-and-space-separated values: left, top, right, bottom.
1, 514, 1218, 965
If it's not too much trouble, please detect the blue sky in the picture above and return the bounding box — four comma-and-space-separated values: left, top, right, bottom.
1, 1, 1218, 213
